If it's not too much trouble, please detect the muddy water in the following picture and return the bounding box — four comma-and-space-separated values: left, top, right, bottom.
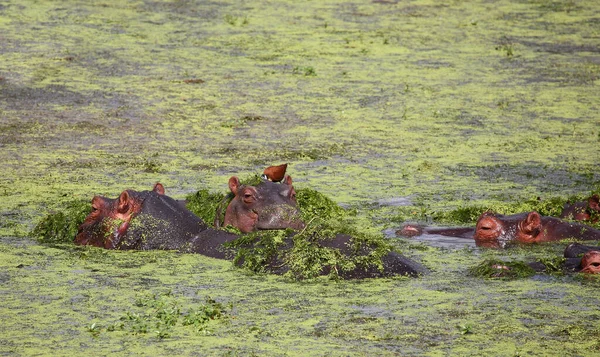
1, 0, 600, 355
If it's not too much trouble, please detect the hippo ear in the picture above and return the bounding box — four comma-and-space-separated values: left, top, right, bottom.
283, 175, 293, 186
228, 177, 241, 195
153, 182, 165, 195
589, 194, 600, 212
91, 196, 107, 212
117, 191, 131, 214
522, 211, 542, 235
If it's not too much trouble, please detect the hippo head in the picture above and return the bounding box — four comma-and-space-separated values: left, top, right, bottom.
74, 184, 164, 248
581, 251, 600, 274
75, 183, 206, 250
562, 194, 600, 221
474, 211, 543, 248
224, 175, 305, 233
587, 194, 600, 220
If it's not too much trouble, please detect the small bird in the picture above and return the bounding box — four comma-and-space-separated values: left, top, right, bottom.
261, 164, 288, 182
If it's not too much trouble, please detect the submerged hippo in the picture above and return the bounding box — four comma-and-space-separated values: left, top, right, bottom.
397, 210, 600, 249
560, 194, 600, 223
223, 172, 427, 278
564, 243, 600, 274
474, 211, 600, 248
486, 243, 600, 276
75, 183, 238, 259
76, 175, 426, 278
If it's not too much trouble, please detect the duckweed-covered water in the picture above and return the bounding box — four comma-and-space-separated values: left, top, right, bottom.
1, 0, 599, 355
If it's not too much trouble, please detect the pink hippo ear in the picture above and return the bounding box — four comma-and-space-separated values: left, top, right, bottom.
152, 182, 165, 195
228, 176, 241, 196
117, 191, 131, 214
589, 194, 600, 212
283, 175, 293, 185
521, 211, 542, 235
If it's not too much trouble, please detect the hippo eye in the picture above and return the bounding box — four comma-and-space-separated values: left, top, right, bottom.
243, 192, 255, 203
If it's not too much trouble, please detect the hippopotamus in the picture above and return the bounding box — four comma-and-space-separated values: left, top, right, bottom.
474, 211, 600, 248
224, 174, 305, 233
75, 183, 238, 259
564, 243, 600, 274
222, 171, 427, 278
397, 210, 600, 249
483, 243, 600, 277
76, 176, 427, 278
560, 194, 600, 223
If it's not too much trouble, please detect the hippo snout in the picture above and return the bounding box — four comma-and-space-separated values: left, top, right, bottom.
256, 204, 305, 231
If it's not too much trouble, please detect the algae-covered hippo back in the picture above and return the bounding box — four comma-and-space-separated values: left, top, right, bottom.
120, 192, 208, 250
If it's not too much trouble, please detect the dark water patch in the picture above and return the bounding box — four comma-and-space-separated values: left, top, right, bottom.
524, 62, 599, 85
141, 0, 230, 21
414, 60, 453, 69
451, 163, 600, 194
0, 85, 90, 110
350, 305, 394, 318
532, 0, 581, 13
0, 83, 147, 123
519, 40, 600, 54
357, 95, 387, 108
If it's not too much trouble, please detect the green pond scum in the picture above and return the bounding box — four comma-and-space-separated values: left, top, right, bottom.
1, 0, 600, 355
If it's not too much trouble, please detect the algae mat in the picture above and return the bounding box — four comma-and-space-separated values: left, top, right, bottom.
1, 0, 600, 356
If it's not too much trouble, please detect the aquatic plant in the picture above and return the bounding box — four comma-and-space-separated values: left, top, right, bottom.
30, 200, 90, 244
468, 259, 537, 279
101, 291, 230, 339
185, 189, 227, 225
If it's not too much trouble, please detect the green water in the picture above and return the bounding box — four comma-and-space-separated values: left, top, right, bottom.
1, 0, 599, 355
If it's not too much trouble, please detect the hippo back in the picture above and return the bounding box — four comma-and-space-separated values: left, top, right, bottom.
320, 234, 428, 279
118, 191, 208, 250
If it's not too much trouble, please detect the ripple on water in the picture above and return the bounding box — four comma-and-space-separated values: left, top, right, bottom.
384, 228, 477, 249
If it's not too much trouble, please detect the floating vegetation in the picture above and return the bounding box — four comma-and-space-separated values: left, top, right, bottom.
30, 199, 90, 244
185, 189, 227, 225
92, 291, 230, 339
226, 221, 392, 280
469, 259, 537, 279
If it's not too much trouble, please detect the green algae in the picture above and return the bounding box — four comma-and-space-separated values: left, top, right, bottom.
185, 189, 227, 225
2, 0, 600, 355
469, 259, 538, 279
2, 239, 599, 356
226, 221, 393, 280
30, 199, 90, 244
